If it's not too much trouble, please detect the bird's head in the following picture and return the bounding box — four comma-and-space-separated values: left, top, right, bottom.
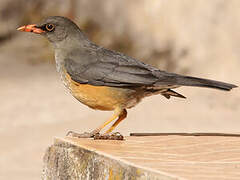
17, 16, 88, 48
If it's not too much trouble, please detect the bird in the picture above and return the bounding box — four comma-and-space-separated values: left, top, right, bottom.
17, 16, 237, 140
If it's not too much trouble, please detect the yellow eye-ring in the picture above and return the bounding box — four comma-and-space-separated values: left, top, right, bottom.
45, 24, 55, 32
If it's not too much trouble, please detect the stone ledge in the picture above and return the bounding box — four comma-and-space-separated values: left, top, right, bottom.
42, 135, 240, 180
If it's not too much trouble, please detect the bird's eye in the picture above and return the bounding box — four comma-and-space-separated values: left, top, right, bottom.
45, 24, 55, 32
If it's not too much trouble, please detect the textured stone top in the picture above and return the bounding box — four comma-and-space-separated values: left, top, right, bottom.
60, 135, 240, 180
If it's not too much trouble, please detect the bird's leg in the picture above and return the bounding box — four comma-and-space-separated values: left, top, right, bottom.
66, 108, 125, 139
105, 109, 127, 134
94, 109, 127, 140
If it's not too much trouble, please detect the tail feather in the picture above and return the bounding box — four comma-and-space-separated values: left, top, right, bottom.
156, 73, 237, 91
175, 76, 237, 91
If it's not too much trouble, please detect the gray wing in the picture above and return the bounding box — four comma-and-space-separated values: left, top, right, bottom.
64, 47, 170, 87
64, 46, 237, 91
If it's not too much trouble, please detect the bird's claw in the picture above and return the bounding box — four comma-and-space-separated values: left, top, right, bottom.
66, 131, 124, 140
94, 132, 124, 140
66, 131, 95, 138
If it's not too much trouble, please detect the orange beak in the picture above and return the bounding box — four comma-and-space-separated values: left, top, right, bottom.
17, 24, 45, 34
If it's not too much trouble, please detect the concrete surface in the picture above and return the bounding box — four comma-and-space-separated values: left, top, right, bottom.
42, 137, 177, 180
43, 136, 240, 180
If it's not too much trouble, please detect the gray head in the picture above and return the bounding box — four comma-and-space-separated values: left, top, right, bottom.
17, 16, 89, 48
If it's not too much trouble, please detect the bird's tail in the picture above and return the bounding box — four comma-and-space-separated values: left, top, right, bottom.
156, 74, 237, 91
173, 75, 237, 91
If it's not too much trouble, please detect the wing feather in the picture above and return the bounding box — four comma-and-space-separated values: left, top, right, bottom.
64, 48, 160, 87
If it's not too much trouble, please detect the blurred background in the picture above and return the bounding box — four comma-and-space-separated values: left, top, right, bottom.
0, 0, 239, 179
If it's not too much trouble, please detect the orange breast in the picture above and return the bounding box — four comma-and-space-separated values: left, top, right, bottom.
64, 71, 133, 111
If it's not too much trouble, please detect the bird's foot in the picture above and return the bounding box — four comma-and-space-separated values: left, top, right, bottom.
94, 132, 124, 140
66, 130, 124, 140
66, 130, 97, 138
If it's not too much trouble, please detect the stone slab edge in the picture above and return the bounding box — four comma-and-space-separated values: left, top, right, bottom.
42, 137, 186, 180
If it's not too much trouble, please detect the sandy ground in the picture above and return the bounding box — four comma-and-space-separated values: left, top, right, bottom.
0, 35, 239, 180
